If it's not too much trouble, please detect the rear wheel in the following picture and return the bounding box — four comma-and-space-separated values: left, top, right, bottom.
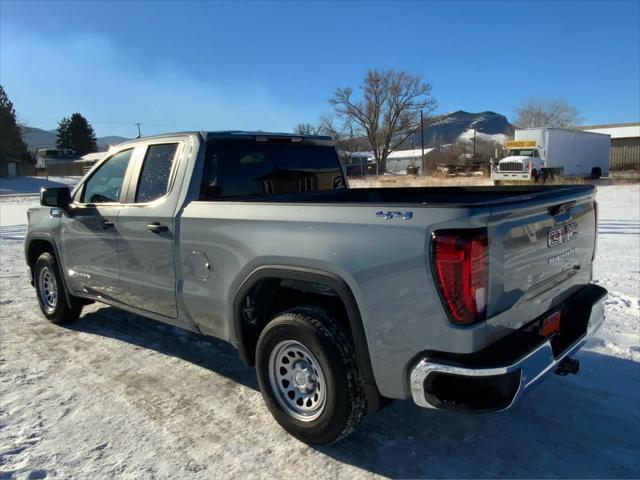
591, 167, 602, 180
255, 307, 366, 444
34, 252, 83, 324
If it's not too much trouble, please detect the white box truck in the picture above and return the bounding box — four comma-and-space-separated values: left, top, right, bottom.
492, 128, 610, 183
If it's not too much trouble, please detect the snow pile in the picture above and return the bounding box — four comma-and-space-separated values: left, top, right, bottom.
0, 176, 80, 196
590, 185, 640, 362
0, 197, 38, 241
0, 185, 638, 478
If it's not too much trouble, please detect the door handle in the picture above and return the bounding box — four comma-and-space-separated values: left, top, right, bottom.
101, 219, 114, 229
147, 222, 168, 234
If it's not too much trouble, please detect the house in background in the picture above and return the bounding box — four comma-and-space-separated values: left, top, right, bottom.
35, 149, 102, 176
345, 148, 448, 176
385, 148, 447, 175
0, 157, 20, 178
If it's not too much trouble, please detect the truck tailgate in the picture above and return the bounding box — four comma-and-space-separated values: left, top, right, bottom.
485, 185, 597, 337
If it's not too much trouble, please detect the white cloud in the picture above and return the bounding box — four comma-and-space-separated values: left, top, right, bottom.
1, 28, 307, 137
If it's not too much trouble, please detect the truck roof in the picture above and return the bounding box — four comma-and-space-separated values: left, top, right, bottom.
117, 131, 334, 147
516, 127, 610, 137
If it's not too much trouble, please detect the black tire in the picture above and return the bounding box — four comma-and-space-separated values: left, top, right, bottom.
34, 252, 83, 324
255, 307, 366, 444
591, 167, 602, 180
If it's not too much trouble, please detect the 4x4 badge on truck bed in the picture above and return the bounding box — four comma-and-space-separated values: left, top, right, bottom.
376, 211, 413, 220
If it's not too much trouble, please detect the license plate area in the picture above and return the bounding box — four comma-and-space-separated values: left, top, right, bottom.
547, 298, 592, 358
540, 311, 562, 337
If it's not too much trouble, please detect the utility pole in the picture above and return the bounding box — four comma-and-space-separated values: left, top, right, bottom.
420, 110, 425, 175
135, 123, 142, 139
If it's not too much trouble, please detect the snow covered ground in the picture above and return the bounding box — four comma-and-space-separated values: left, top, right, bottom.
0, 176, 80, 197
0, 185, 638, 479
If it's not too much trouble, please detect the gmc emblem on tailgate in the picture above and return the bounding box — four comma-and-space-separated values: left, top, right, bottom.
547, 222, 578, 248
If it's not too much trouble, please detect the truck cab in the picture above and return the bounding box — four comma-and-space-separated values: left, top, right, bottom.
494, 142, 544, 182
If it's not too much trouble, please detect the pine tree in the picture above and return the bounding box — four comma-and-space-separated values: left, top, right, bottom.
0, 85, 29, 164
56, 117, 72, 149
56, 113, 98, 155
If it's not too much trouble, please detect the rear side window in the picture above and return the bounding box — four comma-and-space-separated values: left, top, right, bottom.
82, 149, 132, 203
201, 141, 344, 199
136, 143, 179, 203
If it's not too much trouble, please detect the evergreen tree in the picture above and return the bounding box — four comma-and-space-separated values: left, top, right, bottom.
56, 113, 98, 155
0, 85, 29, 163
56, 117, 72, 149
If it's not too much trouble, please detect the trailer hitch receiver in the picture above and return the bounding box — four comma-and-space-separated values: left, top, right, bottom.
555, 357, 580, 376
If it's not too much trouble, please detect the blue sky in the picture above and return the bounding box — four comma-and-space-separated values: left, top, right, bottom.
1, 0, 639, 138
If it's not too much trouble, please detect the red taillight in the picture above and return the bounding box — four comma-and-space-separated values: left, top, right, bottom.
432, 229, 488, 325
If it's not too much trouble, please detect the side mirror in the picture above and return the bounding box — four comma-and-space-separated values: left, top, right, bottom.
40, 187, 72, 210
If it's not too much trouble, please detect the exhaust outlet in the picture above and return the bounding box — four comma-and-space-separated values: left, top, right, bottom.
555, 357, 580, 376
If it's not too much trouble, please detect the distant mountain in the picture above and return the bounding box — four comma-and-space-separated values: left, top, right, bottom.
96, 135, 131, 150
21, 127, 58, 152
403, 110, 515, 149
21, 126, 130, 153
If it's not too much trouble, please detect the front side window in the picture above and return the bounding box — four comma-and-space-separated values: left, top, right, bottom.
136, 143, 179, 203
82, 149, 133, 203
201, 141, 345, 199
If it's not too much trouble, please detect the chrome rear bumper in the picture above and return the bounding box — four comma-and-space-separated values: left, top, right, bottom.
410, 285, 607, 411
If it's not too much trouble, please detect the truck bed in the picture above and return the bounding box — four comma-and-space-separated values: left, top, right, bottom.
214, 184, 595, 207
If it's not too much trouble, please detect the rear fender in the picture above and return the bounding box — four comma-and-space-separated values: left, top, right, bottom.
232, 265, 383, 410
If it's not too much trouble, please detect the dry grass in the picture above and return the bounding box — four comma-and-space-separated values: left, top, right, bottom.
609, 170, 640, 184
348, 171, 640, 188
349, 174, 492, 188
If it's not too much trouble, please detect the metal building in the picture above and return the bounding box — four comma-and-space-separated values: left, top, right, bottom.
385, 148, 447, 174
579, 123, 640, 170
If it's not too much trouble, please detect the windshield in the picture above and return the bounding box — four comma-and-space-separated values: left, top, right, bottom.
507, 149, 538, 157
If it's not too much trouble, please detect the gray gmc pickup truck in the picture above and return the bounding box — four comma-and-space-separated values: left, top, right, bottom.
25, 131, 607, 444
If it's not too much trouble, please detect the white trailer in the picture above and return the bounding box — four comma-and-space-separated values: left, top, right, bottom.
492, 128, 610, 183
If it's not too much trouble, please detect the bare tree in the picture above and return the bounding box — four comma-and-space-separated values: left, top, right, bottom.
292, 123, 322, 135
319, 114, 361, 150
330, 69, 437, 173
514, 98, 582, 128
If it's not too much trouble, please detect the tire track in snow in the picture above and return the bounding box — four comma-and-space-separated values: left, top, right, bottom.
0, 224, 27, 241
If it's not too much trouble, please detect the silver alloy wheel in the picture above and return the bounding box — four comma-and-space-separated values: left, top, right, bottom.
268, 340, 327, 422
38, 266, 58, 314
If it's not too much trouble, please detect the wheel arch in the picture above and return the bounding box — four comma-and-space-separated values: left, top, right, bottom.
25, 234, 73, 308
232, 265, 383, 411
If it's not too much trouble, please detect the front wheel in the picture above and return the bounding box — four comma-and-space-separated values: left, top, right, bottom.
255, 307, 366, 444
531, 169, 540, 183
34, 252, 83, 324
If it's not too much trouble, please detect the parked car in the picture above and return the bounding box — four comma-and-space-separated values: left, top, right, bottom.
26, 131, 607, 444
